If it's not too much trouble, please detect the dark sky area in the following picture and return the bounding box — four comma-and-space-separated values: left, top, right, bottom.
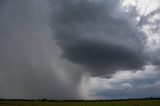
0, 0, 160, 99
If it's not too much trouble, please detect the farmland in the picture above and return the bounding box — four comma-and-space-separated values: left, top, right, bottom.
0, 99, 160, 106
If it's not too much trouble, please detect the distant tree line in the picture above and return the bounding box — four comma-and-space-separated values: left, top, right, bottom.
0, 97, 160, 102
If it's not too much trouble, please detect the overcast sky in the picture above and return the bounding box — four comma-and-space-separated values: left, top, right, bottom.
0, 0, 160, 99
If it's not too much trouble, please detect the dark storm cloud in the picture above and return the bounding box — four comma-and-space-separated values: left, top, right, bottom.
51, 0, 146, 75
61, 41, 144, 75
0, 0, 154, 100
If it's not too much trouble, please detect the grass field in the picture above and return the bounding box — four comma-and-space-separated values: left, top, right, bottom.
0, 100, 160, 106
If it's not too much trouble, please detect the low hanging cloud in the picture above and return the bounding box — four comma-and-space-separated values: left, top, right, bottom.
51, 0, 146, 76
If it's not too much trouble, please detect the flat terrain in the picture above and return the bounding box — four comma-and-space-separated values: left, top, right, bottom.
0, 100, 160, 106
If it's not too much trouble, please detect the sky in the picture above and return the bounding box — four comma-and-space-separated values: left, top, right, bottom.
0, 0, 160, 99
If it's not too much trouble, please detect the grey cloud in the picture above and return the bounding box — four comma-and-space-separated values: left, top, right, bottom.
51, 0, 146, 76
138, 7, 160, 64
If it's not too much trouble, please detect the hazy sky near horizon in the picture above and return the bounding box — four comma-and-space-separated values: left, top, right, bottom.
0, 0, 160, 99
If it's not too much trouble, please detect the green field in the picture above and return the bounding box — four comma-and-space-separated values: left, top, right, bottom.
0, 100, 160, 106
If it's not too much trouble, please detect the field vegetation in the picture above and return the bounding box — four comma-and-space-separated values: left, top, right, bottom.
0, 99, 160, 106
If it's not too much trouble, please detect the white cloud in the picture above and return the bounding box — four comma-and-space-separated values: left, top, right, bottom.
121, 0, 160, 16
121, 0, 160, 51
84, 65, 160, 99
